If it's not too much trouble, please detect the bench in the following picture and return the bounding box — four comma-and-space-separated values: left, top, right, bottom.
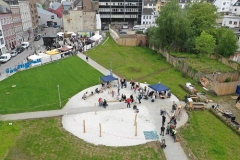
192, 103, 206, 110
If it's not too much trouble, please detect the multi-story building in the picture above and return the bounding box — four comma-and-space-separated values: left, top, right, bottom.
29, 0, 39, 35
97, 0, 143, 26
143, 0, 157, 10
0, 1, 16, 51
19, 0, 33, 41
0, 20, 6, 55
214, 0, 238, 12
141, 8, 155, 25
3, 0, 23, 46
37, 7, 62, 27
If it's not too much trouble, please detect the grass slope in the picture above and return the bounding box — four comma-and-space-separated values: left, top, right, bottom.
3, 118, 165, 160
0, 56, 103, 114
0, 121, 20, 159
179, 111, 240, 160
87, 35, 195, 99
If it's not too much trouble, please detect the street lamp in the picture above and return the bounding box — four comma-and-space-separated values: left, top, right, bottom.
57, 85, 62, 108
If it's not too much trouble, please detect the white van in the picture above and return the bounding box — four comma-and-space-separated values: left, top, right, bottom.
0, 53, 11, 63
133, 25, 140, 30
21, 42, 29, 48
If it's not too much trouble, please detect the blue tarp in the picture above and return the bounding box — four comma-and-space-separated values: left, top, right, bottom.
236, 85, 240, 94
100, 75, 118, 82
149, 83, 170, 92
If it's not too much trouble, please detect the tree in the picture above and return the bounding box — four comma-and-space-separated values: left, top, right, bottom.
195, 31, 216, 54
216, 28, 238, 57
155, 0, 190, 51
186, 1, 218, 36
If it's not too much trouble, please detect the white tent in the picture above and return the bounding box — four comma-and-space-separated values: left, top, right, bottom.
90, 34, 102, 41
28, 55, 41, 61
57, 32, 64, 36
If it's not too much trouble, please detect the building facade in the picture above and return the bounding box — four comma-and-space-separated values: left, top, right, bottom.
9, 5, 23, 46
141, 8, 155, 25
143, 0, 157, 10
62, 10, 95, 33
19, 0, 33, 41
37, 7, 62, 27
29, 0, 39, 34
97, 0, 143, 26
232, 0, 240, 15
0, 20, 6, 55
0, 2, 16, 51
214, 0, 238, 12
222, 16, 240, 27
62, 1, 72, 10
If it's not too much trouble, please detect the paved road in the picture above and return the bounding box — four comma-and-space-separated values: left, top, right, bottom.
0, 27, 57, 75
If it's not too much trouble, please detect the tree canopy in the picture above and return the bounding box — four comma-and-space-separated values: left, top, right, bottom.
147, 0, 238, 57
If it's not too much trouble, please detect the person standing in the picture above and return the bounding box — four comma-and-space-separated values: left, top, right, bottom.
171, 101, 177, 113
160, 125, 165, 136
111, 90, 114, 98
138, 94, 142, 104
166, 122, 171, 135
126, 98, 131, 108
172, 129, 177, 143
86, 54, 88, 61
130, 94, 134, 103
117, 87, 120, 96
162, 112, 166, 126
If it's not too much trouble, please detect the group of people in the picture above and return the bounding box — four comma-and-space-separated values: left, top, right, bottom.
98, 97, 108, 108
159, 103, 179, 149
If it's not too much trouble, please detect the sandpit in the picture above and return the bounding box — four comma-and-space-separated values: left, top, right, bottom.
62, 105, 158, 146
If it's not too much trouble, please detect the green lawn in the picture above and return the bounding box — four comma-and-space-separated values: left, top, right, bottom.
0, 121, 20, 159
179, 111, 240, 160
2, 118, 165, 160
169, 52, 235, 74
87, 35, 195, 99
0, 56, 103, 114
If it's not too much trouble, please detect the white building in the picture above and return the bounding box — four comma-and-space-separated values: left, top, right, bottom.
214, 0, 238, 12
143, 0, 157, 10
232, 0, 240, 15
37, 7, 62, 27
19, 1, 33, 41
141, 8, 155, 25
0, 21, 6, 56
222, 15, 240, 27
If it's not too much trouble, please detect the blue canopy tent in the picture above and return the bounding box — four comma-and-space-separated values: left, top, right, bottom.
100, 75, 118, 82
236, 85, 240, 95
148, 83, 170, 92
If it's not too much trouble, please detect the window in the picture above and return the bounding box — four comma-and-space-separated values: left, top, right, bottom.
143, 16, 145, 19
1, 38, 4, 45
229, 21, 232, 24
0, 30, 2, 36
146, 16, 148, 19
235, 8, 237, 11
234, 21, 237, 25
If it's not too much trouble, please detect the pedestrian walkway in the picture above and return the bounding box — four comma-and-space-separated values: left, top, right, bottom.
0, 51, 189, 160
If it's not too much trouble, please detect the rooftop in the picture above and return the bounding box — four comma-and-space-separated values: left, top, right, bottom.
142, 8, 154, 15
234, 0, 240, 6
37, 7, 56, 16
50, 2, 62, 10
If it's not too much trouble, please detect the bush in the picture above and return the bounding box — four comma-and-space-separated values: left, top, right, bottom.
224, 77, 231, 82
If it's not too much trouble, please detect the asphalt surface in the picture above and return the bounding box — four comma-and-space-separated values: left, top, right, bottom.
0, 27, 57, 75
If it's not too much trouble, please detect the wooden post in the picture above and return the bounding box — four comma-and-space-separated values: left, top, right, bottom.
134, 113, 137, 126
83, 120, 86, 133
94, 103, 96, 115
99, 123, 102, 137
135, 122, 137, 136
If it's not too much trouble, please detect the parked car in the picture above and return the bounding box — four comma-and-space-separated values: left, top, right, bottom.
0, 53, 11, 63
122, 25, 129, 29
16, 47, 25, 53
119, 31, 127, 34
10, 51, 18, 57
34, 35, 41, 41
21, 42, 29, 48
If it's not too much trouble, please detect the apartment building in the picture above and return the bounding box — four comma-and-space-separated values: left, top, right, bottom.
0, 20, 6, 55
97, 0, 143, 26
143, 0, 157, 10
19, 0, 33, 41
29, 0, 39, 34
0, 1, 16, 51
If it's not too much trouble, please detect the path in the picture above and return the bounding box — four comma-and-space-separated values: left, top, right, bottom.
0, 41, 191, 160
